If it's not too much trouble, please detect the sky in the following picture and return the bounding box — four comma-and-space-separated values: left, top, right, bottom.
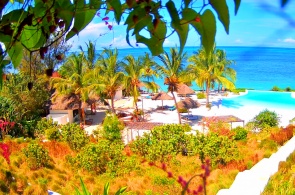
69, 0, 295, 51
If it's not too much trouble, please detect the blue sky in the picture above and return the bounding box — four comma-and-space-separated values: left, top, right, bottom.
69, 0, 295, 51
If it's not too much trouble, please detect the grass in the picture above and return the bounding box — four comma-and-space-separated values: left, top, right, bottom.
262, 151, 295, 194
0, 125, 294, 194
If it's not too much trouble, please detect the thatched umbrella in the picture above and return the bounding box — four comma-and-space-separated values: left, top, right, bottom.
177, 97, 200, 110
176, 84, 195, 97
151, 92, 173, 108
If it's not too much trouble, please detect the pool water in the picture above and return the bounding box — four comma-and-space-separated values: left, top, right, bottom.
222, 90, 295, 109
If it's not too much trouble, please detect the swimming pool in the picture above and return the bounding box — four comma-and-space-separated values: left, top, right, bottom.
222, 90, 295, 109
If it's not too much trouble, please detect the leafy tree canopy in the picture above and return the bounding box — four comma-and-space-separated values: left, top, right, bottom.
0, 0, 290, 75
0, 0, 243, 69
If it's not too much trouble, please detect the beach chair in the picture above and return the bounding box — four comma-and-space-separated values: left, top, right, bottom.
168, 106, 176, 111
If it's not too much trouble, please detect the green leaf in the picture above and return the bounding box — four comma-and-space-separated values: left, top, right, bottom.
0, 33, 12, 43
184, 0, 192, 8
182, 8, 203, 38
2, 9, 27, 25
7, 42, 23, 68
135, 20, 167, 56
90, 0, 102, 9
108, 0, 122, 24
209, 0, 229, 34
166, 0, 180, 29
172, 19, 188, 54
114, 186, 127, 195
132, 15, 153, 35
57, 9, 74, 31
66, 8, 96, 40
21, 26, 42, 49
233, 0, 241, 15
103, 182, 110, 195
200, 10, 216, 55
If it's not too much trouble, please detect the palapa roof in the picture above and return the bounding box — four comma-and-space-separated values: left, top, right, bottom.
203, 115, 244, 123
177, 97, 200, 109
124, 122, 163, 130
151, 92, 173, 101
50, 94, 80, 110
176, 84, 195, 95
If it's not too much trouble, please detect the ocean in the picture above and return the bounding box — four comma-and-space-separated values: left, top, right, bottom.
115, 46, 295, 91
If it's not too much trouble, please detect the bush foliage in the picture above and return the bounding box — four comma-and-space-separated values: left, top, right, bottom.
22, 142, 51, 170
69, 140, 125, 175
60, 123, 89, 150
130, 124, 191, 162
102, 114, 124, 142
252, 109, 279, 129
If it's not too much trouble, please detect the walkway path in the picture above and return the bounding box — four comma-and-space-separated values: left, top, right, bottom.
217, 135, 295, 195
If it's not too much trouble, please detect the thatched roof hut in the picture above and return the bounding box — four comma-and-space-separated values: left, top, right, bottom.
176, 84, 195, 96
50, 94, 80, 110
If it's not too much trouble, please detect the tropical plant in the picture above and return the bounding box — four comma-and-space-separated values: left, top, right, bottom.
121, 55, 158, 111
86, 48, 124, 113
0, 73, 50, 121
22, 142, 51, 170
252, 109, 280, 130
156, 48, 189, 124
51, 52, 92, 123
74, 177, 127, 195
70, 140, 125, 175
60, 123, 89, 151
0, 0, 242, 87
130, 124, 191, 162
102, 114, 124, 142
188, 47, 236, 106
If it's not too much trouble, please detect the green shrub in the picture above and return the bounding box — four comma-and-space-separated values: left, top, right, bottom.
45, 127, 61, 141
60, 123, 89, 150
130, 124, 191, 162
232, 126, 248, 140
285, 87, 292, 92
102, 114, 124, 141
271, 86, 280, 91
196, 92, 206, 99
258, 139, 278, 151
231, 88, 246, 93
22, 142, 51, 170
70, 140, 125, 175
252, 109, 279, 129
188, 132, 240, 167
153, 176, 175, 186
35, 118, 58, 138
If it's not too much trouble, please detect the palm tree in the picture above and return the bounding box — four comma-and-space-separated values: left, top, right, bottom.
215, 49, 236, 92
188, 47, 236, 106
121, 55, 158, 112
86, 48, 123, 113
51, 52, 91, 123
142, 53, 158, 82
156, 48, 188, 124
79, 41, 97, 70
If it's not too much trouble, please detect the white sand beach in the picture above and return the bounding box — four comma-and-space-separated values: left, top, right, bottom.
85, 91, 295, 135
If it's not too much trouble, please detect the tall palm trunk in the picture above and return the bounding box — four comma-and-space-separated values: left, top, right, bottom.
78, 100, 85, 124
171, 91, 181, 124
206, 80, 210, 107
110, 95, 115, 113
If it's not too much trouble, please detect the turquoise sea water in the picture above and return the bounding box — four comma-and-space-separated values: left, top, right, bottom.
116, 46, 295, 91
222, 90, 295, 109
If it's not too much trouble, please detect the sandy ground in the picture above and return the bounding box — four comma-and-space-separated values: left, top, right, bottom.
85, 91, 295, 134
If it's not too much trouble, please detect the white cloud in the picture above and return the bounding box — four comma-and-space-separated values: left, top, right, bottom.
69, 22, 113, 50
282, 38, 295, 43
